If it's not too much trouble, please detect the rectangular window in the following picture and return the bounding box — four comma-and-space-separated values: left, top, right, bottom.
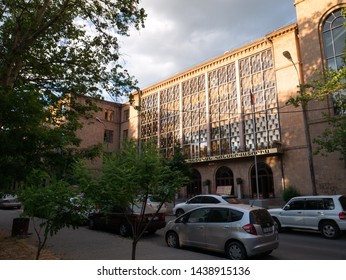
104, 109, 114, 121
104, 130, 114, 143
123, 109, 129, 121
123, 129, 128, 140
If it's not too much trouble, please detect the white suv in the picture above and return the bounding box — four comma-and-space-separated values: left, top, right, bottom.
268, 195, 346, 239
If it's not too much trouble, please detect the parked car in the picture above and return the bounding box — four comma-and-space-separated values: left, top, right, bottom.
136, 194, 167, 213
0, 194, 21, 209
89, 204, 166, 236
268, 195, 346, 239
165, 204, 279, 260
173, 194, 240, 217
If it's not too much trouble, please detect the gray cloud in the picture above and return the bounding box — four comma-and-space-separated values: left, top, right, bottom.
119, 0, 296, 90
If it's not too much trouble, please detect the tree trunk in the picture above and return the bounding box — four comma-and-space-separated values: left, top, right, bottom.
131, 239, 138, 260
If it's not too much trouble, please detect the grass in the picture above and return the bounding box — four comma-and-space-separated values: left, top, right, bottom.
0, 230, 63, 260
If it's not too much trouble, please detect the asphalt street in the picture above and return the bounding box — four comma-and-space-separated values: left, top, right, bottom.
0, 209, 226, 260
1, 208, 346, 260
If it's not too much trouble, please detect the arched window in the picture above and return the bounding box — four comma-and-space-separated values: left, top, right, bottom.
251, 162, 274, 199
215, 166, 234, 195
322, 8, 346, 114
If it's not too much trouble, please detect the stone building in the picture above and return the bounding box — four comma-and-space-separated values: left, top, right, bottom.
79, 0, 346, 199
124, 0, 346, 199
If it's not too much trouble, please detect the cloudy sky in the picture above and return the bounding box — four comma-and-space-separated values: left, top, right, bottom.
119, 0, 297, 92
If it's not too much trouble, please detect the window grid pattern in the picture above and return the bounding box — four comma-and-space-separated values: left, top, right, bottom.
140, 48, 280, 159
141, 93, 158, 144
182, 74, 207, 159
239, 49, 280, 151
209, 63, 240, 155
159, 85, 180, 158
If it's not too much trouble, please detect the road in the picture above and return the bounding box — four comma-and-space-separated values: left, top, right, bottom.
1, 209, 346, 260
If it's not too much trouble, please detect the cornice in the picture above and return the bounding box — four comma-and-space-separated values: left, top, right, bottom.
140, 23, 298, 96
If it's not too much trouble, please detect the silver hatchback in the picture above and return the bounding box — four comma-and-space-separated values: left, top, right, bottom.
165, 204, 279, 260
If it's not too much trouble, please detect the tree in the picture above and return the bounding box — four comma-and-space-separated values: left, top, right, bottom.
78, 139, 189, 260
19, 169, 92, 260
0, 0, 146, 185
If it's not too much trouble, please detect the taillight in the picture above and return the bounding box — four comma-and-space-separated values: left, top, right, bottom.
242, 223, 257, 235
339, 212, 346, 220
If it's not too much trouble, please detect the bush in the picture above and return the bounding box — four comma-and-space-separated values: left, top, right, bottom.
282, 186, 301, 203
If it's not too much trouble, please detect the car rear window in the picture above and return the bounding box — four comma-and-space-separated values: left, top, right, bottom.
339, 196, 346, 211
250, 209, 274, 226
222, 197, 240, 204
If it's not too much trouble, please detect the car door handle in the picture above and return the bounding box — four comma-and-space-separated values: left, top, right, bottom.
223, 226, 231, 229
297, 212, 302, 214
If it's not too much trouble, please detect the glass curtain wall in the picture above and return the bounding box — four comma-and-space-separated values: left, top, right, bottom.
140, 48, 280, 160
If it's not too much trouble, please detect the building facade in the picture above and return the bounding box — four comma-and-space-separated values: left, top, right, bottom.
125, 0, 346, 199
78, 0, 345, 200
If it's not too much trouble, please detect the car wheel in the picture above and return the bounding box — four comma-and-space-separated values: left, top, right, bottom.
272, 217, 282, 232
320, 221, 341, 239
175, 209, 184, 217
119, 222, 131, 237
226, 241, 247, 260
166, 231, 180, 248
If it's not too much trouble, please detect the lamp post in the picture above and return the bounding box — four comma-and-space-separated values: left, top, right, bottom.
283, 51, 317, 195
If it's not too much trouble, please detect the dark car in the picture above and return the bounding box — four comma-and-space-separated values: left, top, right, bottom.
88, 204, 166, 236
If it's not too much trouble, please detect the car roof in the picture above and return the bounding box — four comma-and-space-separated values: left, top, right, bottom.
188, 203, 263, 212
191, 194, 234, 198
290, 195, 345, 199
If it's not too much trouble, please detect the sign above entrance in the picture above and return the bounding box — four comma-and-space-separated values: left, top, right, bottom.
216, 186, 232, 195
186, 148, 283, 163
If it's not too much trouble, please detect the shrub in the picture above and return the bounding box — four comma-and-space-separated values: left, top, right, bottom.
282, 186, 301, 203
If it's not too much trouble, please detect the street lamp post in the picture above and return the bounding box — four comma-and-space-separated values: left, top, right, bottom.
283, 51, 317, 195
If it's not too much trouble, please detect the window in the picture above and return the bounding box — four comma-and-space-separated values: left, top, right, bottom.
200, 196, 220, 204
186, 208, 210, 223
286, 200, 305, 210
229, 209, 244, 222
306, 199, 324, 210
123, 129, 128, 140
104, 109, 114, 121
208, 209, 229, 223
104, 130, 114, 143
322, 8, 346, 114
188, 196, 203, 204
123, 109, 129, 121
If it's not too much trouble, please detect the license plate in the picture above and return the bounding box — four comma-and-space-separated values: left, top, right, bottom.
263, 227, 273, 234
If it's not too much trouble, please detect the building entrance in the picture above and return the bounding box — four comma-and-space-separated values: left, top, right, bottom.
215, 166, 234, 195
251, 162, 274, 199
